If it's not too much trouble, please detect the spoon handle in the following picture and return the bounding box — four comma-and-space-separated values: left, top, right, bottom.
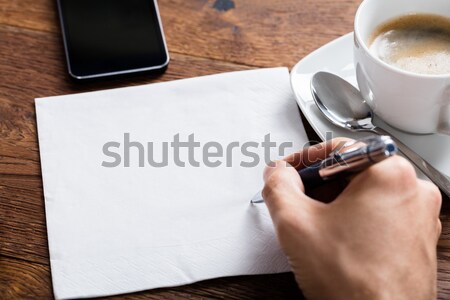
372, 127, 450, 198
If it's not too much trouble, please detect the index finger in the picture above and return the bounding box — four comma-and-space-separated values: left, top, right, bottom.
283, 137, 353, 170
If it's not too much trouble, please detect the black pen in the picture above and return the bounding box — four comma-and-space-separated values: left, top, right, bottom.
251, 135, 397, 204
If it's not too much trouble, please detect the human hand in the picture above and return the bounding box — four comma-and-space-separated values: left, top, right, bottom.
262, 138, 442, 300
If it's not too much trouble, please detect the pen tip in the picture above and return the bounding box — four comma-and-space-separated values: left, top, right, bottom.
250, 191, 265, 204
251, 199, 265, 204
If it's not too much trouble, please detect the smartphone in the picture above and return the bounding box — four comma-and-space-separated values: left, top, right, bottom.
57, 0, 169, 80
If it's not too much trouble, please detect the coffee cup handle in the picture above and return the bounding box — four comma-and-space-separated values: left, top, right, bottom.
437, 85, 450, 135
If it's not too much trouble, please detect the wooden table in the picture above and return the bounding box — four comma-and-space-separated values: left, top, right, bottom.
1, 0, 450, 299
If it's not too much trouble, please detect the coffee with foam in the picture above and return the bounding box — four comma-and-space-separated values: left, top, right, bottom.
369, 14, 450, 75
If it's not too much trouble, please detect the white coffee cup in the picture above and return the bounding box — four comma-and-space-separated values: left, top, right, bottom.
354, 0, 450, 134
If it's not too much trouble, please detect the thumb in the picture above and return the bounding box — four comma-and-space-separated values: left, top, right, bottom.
262, 160, 319, 227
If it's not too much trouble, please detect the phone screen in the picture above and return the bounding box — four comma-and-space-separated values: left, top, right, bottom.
58, 0, 169, 79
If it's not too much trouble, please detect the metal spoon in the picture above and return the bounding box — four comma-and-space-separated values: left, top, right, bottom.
310, 71, 450, 198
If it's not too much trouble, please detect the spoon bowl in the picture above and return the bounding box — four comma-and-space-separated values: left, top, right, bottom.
311, 72, 374, 131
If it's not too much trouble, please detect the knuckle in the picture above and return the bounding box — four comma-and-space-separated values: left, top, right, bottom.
271, 167, 292, 185
263, 160, 288, 181
367, 156, 416, 187
389, 156, 416, 180
263, 161, 278, 181
420, 180, 442, 210
424, 181, 441, 200
265, 171, 282, 189
262, 170, 287, 200
261, 183, 273, 201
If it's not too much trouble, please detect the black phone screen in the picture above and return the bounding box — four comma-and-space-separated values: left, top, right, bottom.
57, 0, 169, 79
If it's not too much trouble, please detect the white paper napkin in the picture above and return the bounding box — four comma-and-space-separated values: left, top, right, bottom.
35, 67, 308, 299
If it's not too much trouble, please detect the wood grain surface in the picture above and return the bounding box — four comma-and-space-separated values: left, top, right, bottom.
1, 0, 449, 299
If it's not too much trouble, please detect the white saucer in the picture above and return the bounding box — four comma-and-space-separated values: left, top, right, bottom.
290, 32, 450, 178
